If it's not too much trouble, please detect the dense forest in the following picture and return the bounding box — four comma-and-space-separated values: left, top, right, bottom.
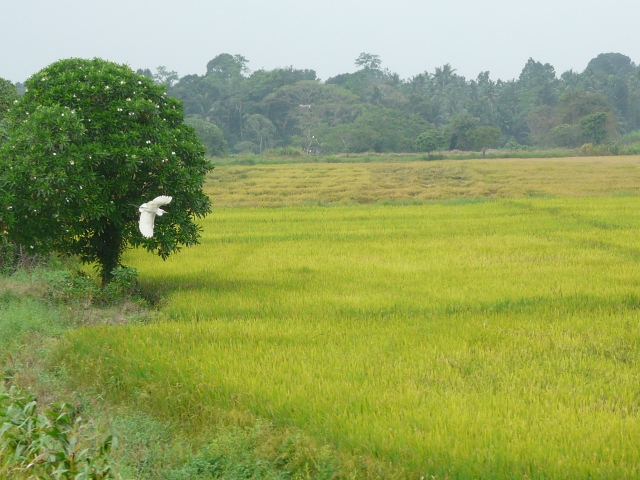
4, 52, 640, 156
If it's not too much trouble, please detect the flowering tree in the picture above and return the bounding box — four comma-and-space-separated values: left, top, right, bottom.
0, 58, 212, 284
0, 78, 17, 146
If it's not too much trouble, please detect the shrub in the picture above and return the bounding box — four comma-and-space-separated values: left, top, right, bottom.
579, 143, 613, 156
580, 112, 612, 145
263, 147, 304, 157
233, 141, 256, 153
40, 264, 142, 307
541, 124, 585, 148
0, 237, 46, 276
0, 237, 17, 276
617, 129, 640, 145
502, 137, 528, 151
0, 386, 117, 479
101, 266, 139, 305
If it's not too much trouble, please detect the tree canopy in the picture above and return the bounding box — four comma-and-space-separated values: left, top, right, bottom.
0, 58, 212, 284
147, 51, 640, 155
4, 51, 640, 164
0, 78, 18, 146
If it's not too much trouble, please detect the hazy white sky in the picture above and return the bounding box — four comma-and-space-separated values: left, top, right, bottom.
1, 0, 638, 84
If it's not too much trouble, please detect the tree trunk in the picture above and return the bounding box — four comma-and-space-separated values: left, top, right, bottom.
95, 222, 123, 288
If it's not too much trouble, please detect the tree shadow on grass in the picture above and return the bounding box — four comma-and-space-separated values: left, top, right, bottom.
138, 273, 304, 310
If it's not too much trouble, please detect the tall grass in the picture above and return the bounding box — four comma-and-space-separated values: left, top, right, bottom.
0, 293, 66, 355
57, 196, 640, 478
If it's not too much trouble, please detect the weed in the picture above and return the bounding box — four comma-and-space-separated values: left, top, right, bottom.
0, 237, 46, 275
0, 385, 117, 479
101, 267, 140, 305
43, 269, 100, 305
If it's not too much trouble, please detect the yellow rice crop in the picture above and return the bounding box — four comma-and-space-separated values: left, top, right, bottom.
205, 156, 640, 207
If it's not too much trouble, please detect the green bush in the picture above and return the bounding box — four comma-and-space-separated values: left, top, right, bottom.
0, 237, 16, 276
263, 147, 304, 157
502, 137, 528, 151
101, 266, 139, 305
233, 141, 256, 153
541, 124, 585, 148
43, 269, 100, 305
0, 237, 48, 276
620, 143, 640, 155
615, 130, 640, 154
36, 264, 140, 306
0, 386, 117, 479
579, 143, 613, 156
617, 130, 640, 145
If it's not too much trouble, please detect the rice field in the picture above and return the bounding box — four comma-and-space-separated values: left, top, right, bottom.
57, 157, 640, 478
205, 156, 640, 207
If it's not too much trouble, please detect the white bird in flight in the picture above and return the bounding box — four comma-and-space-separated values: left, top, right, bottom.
139, 195, 172, 238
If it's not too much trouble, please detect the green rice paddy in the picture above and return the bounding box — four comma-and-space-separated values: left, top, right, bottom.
58, 157, 640, 478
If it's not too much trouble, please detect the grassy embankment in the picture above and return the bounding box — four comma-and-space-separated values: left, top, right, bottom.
54, 156, 640, 478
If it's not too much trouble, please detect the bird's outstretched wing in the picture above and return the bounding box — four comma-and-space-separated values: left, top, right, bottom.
138, 196, 172, 238
139, 211, 156, 238
145, 195, 172, 208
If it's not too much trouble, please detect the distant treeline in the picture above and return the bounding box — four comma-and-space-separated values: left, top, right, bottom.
10, 52, 640, 156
